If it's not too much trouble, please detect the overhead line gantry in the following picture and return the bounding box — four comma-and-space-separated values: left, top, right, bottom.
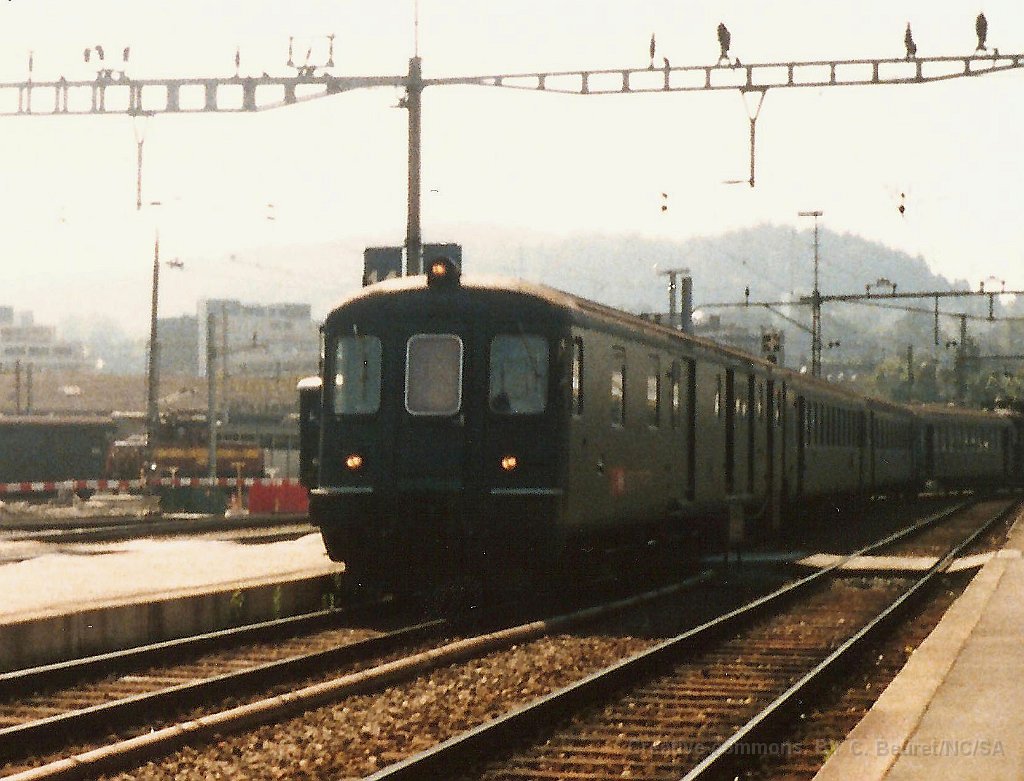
5, 44, 1023, 418
4, 49, 1022, 275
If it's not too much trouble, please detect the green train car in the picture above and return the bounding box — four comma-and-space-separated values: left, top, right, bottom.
303, 259, 1020, 592
0, 416, 116, 486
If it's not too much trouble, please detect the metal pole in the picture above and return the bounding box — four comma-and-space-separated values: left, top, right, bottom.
207, 312, 218, 481
659, 267, 689, 329
146, 231, 160, 434
798, 210, 823, 377
812, 218, 820, 377
906, 344, 914, 399
957, 314, 967, 404
405, 56, 423, 276
221, 304, 229, 380
680, 275, 694, 334
748, 116, 756, 187
668, 271, 677, 326
135, 138, 144, 212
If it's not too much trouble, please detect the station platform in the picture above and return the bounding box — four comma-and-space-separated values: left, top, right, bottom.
815, 506, 1024, 780
0, 532, 345, 671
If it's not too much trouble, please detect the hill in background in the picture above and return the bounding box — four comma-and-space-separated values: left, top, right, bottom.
73, 222, 1014, 376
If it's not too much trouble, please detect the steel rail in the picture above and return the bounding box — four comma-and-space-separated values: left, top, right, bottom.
3, 573, 715, 781
4, 499, 973, 779
681, 498, 1019, 780
0, 598, 393, 696
0, 618, 445, 761
363, 498, 981, 780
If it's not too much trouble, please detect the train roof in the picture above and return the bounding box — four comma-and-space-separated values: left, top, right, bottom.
330, 273, 579, 310
330, 275, 1009, 422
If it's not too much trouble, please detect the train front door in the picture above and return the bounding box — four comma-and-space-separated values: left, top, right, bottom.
395, 328, 471, 492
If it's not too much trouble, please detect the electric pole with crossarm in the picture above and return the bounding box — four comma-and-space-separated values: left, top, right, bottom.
3, 39, 1024, 426
3, 47, 1023, 274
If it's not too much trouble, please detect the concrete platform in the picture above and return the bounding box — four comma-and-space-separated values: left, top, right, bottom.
0, 532, 345, 671
796, 551, 993, 574
815, 507, 1024, 780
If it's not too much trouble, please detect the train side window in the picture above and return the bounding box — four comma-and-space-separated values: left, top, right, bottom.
489, 334, 549, 415
405, 334, 463, 415
647, 356, 661, 428
571, 337, 584, 416
333, 335, 382, 415
611, 348, 626, 426
670, 361, 681, 429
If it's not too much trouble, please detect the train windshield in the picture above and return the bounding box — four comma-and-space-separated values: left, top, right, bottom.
333, 336, 382, 414
405, 334, 463, 415
489, 334, 548, 414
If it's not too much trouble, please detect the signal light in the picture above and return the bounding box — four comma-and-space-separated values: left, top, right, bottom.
500, 455, 518, 472
426, 256, 461, 288
345, 454, 364, 471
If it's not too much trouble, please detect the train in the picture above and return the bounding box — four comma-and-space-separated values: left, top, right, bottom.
0, 413, 264, 505
106, 413, 264, 480
0, 416, 117, 485
301, 258, 1021, 593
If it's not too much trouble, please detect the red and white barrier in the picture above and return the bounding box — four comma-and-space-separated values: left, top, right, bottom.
0, 478, 306, 495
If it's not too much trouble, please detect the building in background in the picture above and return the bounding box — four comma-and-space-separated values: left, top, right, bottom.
197, 299, 318, 378
157, 314, 200, 377
0, 308, 89, 372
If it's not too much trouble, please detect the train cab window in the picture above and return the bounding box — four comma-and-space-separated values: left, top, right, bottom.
405, 334, 463, 416
647, 356, 661, 427
489, 334, 549, 415
571, 337, 584, 416
333, 335, 382, 415
611, 348, 626, 426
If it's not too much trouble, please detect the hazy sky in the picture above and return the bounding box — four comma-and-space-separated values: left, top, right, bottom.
1, 1, 1022, 334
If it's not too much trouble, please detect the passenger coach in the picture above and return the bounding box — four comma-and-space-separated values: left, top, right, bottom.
303, 259, 1019, 592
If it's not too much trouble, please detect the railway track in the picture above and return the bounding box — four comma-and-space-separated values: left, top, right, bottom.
0, 497, 1007, 777
0, 598, 425, 769
0, 572, 734, 779
367, 497, 1017, 781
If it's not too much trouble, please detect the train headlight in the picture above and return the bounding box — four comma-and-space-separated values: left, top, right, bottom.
426, 256, 461, 288
345, 454, 364, 471
500, 454, 518, 472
